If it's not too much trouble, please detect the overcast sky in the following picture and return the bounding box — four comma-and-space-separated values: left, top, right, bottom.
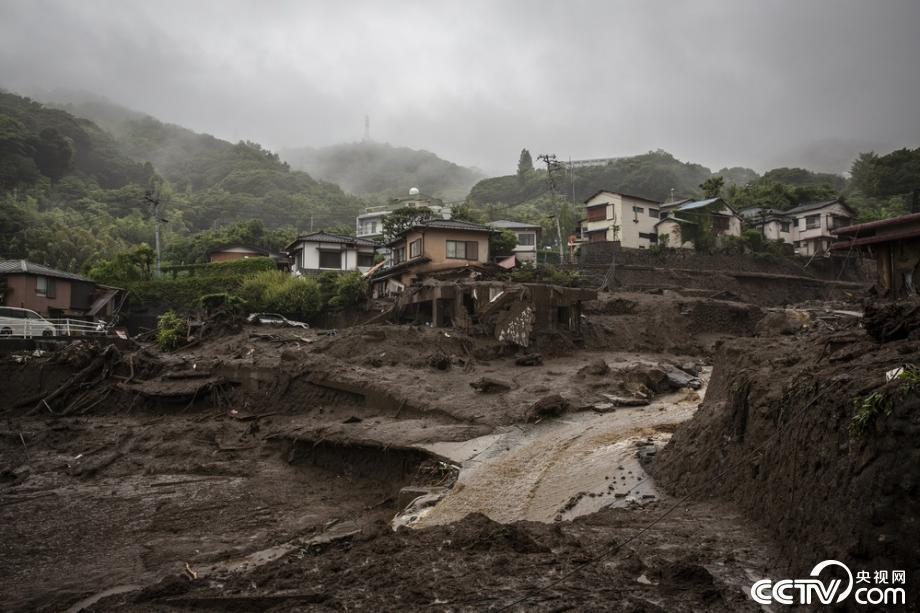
1, 0, 918, 176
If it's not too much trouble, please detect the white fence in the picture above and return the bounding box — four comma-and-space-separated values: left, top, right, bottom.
0, 318, 110, 339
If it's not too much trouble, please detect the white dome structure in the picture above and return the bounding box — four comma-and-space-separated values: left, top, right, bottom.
409, 187, 420, 196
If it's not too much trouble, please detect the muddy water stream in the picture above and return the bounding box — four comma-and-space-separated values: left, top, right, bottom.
415, 368, 710, 527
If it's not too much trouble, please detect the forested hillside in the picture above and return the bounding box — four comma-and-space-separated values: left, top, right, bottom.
281, 141, 483, 202
0, 91, 365, 271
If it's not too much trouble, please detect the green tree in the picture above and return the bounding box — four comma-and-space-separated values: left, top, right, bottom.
517, 148, 534, 183
490, 228, 518, 257
700, 176, 725, 198
382, 206, 432, 240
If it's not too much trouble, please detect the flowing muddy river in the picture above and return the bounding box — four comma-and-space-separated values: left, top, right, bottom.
412, 368, 710, 527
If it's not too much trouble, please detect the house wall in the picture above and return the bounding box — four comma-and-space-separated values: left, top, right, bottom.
293, 242, 376, 273
2, 274, 73, 315
583, 192, 660, 248
657, 219, 691, 248
392, 228, 491, 285
791, 203, 853, 256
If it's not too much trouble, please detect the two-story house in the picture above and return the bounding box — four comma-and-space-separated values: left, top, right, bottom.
487, 220, 541, 263
786, 200, 855, 257
371, 219, 493, 295
578, 191, 662, 249
655, 198, 743, 248
738, 207, 794, 242
284, 231, 379, 275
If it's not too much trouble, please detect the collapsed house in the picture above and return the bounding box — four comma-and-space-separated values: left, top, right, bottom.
388, 280, 596, 347
831, 211, 920, 297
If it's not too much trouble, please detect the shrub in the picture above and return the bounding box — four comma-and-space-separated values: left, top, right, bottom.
510, 264, 585, 287
328, 272, 368, 310
238, 269, 288, 311
156, 310, 186, 351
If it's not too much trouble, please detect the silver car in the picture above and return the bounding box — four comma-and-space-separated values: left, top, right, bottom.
0, 307, 57, 337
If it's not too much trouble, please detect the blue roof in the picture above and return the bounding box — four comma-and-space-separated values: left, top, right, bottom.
673, 197, 721, 211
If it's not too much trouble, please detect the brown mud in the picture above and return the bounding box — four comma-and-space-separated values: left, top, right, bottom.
0, 290, 886, 611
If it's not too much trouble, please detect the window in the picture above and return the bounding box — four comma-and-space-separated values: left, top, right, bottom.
805, 214, 820, 230
648, 208, 659, 218
392, 246, 406, 264
713, 216, 730, 233
516, 232, 535, 246
409, 239, 421, 258
357, 253, 375, 267
638, 232, 658, 243
793, 241, 801, 248
586, 205, 606, 222
318, 250, 342, 269
446, 240, 479, 260
446, 240, 466, 259
828, 215, 850, 230
632, 206, 644, 214
780, 222, 791, 233
35, 276, 56, 298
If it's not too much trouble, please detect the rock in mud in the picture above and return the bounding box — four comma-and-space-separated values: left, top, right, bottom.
470, 376, 512, 393
514, 353, 543, 366
526, 393, 569, 421
660, 364, 702, 390
579, 358, 610, 376
623, 365, 672, 393
755, 309, 810, 336
601, 393, 650, 407
427, 353, 451, 370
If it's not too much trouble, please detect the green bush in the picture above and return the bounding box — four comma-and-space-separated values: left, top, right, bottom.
510, 264, 585, 287
850, 367, 920, 437
238, 269, 324, 319
238, 269, 287, 311
156, 310, 186, 351
328, 272, 368, 310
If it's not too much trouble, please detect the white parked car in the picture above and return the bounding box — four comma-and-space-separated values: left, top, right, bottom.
0, 307, 57, 337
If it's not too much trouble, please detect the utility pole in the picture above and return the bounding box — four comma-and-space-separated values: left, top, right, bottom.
144, 187, 166, 277
538, 153, 566, 264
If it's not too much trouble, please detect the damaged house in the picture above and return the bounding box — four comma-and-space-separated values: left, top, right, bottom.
371, 219, 494, 296
831, 212, 920, 297
390, 280, 596, 347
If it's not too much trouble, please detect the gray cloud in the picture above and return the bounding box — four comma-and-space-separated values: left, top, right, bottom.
1, 0, 918, 175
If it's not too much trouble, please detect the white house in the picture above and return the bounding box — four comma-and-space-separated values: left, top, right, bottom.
655, 198, 743, 248
738, 200, 855, 256
284, 231, 379, 275
356, 187, 452, 241
487, 220, 541, 262
578, 190, 662, 249
739, 207, 794, 242
785, 200, 855, 257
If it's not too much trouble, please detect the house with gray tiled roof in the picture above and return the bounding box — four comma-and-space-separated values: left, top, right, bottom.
0, 260, 120, 319
284, 231, 381, 275
372, 218, 495, 295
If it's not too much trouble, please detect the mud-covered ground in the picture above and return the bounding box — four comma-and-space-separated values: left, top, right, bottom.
0, 291, 866, 611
